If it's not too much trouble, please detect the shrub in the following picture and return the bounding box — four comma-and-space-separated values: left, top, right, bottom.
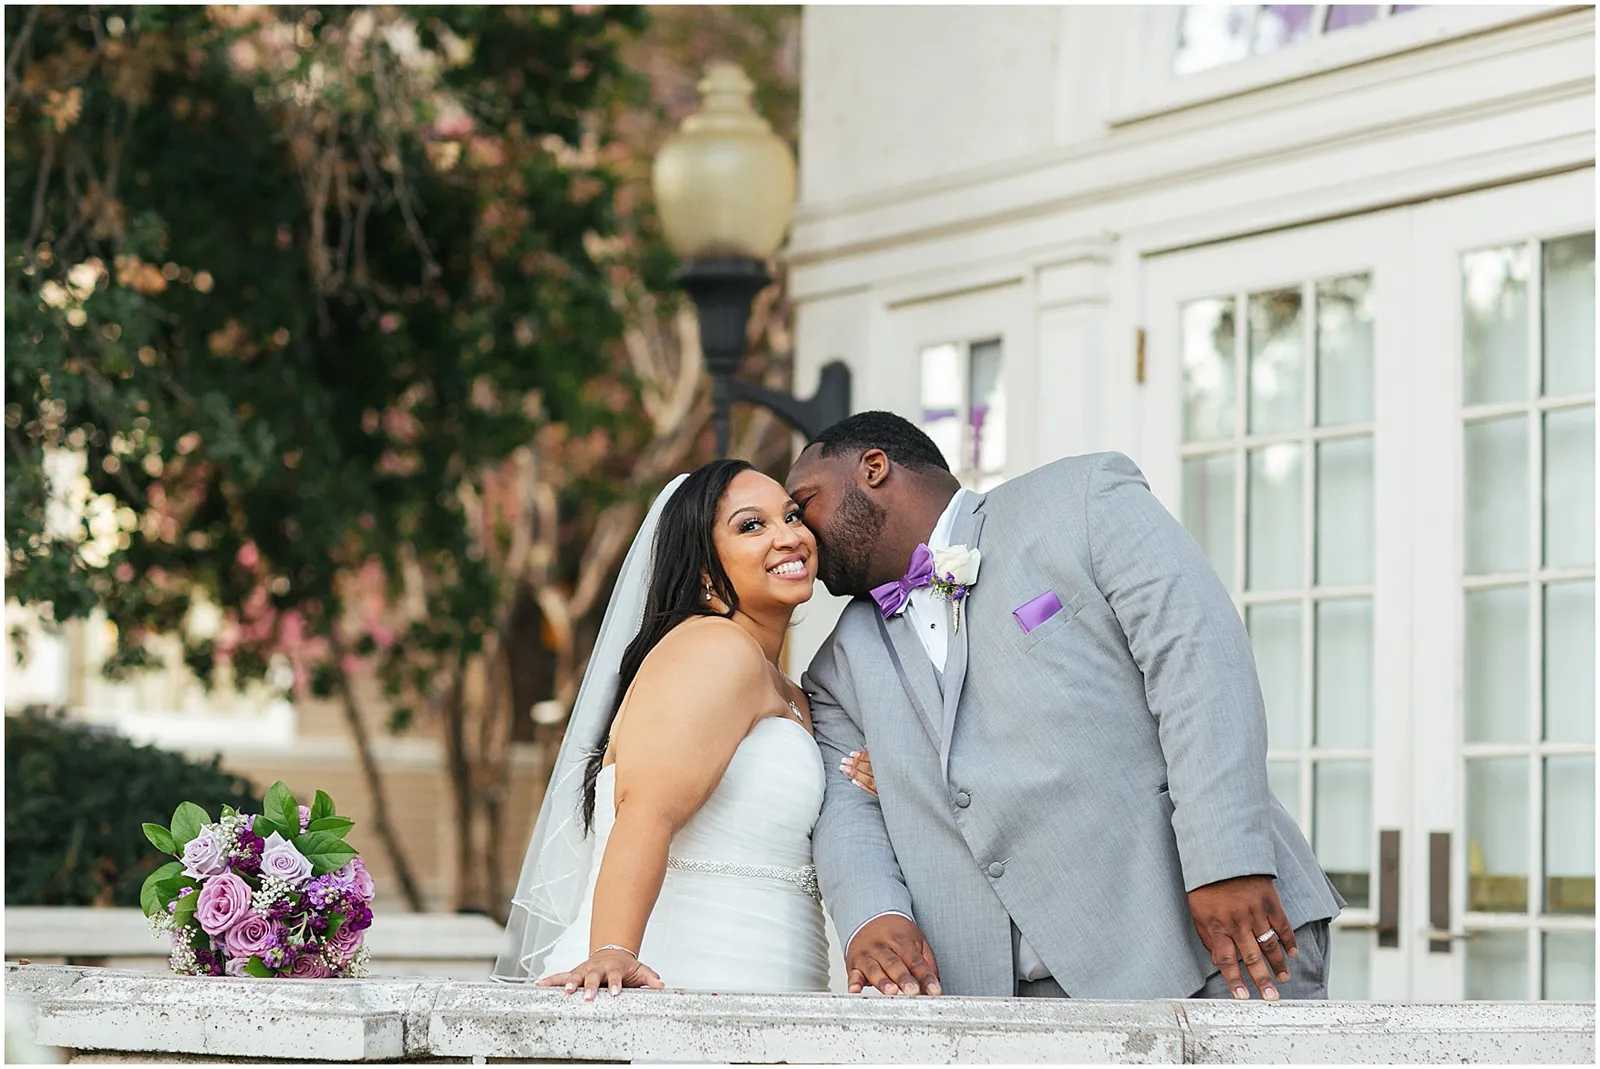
5, 709, 258, 907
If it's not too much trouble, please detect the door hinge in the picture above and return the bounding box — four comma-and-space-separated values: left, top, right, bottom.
1135, 328, 1147, 385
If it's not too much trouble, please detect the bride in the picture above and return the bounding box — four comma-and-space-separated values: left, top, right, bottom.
494, 460, 870, 996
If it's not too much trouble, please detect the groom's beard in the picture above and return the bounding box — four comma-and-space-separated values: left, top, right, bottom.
815, 485, 887, 598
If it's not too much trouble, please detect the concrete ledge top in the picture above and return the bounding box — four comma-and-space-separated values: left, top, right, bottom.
6, 964, 1595, 1064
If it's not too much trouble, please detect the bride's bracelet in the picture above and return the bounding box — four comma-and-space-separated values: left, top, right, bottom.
592, 944, 637, 958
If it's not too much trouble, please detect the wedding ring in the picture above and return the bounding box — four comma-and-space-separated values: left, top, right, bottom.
1255, 930, 1278, 944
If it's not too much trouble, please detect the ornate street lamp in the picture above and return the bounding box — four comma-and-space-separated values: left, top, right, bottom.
653, 62, 851, 457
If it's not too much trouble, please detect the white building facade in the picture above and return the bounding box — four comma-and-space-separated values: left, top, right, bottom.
786, 4, 1595, 1003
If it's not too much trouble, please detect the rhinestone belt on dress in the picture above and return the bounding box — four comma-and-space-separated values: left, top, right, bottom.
666, 856, 821, 904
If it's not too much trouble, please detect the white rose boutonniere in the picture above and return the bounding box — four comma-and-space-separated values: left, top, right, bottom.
929, 545, 981, 633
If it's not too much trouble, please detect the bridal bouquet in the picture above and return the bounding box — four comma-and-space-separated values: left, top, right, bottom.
140, 781, 374, 978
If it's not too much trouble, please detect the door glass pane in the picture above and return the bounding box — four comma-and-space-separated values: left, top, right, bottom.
920, 343, 963, 469
1543, 405, 1594, 569
1464, 585, 1530, 744
1544, 755, 1595, 917
1315, 598, 1373, 748
1326, 5, 1381, 31
1174, 5, 1253, 74
1316, 436, 1374, 586
1543, 931, 1596, 1000
1463, 415, 1529, 575
1316, 274, 1375, 427
1183, 453, 1236, 589
1254, 4, 1315, 54
1315, 760, 1371, 908
1542, 232, 1596, 397
1466, 757, 1530, 913
1328, 927, 1371, 1001
1250, 602, 1303, 748
1248, 288, 1306, 435
1183, 297, 1237, 442
1248, 443, 1304, 591
1466, 930, 1529, 999
1544, 580, 1595, 744
1462, 244, 1532, 406
968, 340, 1005, 474
1268, 761, 1302, 827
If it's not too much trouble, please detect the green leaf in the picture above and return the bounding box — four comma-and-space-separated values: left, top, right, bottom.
291, 831, 358, 876
139, 861, 183, 916
143, 823, 177, 855
245, 955, 274, 978
189, 927, 209, 951
326, 912, 346, 940
172, 893, 198, 930
307, 816, 354, 838
264, 781, 300, 834
169, 802, 210, 847
310, 790, 336, 822
221, 804, 237, 820
251, 815, 285, 841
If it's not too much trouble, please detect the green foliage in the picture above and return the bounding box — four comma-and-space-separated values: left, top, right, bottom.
4, 4, 648, 693
4, 710, 257, 907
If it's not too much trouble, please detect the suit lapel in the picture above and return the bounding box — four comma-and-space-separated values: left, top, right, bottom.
938, 494, 986, 777
874, 610, 944, 751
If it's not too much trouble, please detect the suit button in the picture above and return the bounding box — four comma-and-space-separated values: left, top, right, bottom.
986, 862, 1004, 879
955, 791, 971, 808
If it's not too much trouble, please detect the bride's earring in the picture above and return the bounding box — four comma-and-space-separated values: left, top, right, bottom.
703, 582, 713, 602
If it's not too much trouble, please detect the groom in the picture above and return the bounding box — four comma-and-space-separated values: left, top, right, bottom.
787, 412, 1343, 1000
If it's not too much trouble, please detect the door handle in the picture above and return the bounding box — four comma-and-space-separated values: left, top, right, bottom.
1377, 828, 1400, 948
1421, 928, 1477, 942
1428, 831, 1452, 953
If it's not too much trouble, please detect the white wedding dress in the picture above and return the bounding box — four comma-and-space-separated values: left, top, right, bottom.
544, 712, 832, 993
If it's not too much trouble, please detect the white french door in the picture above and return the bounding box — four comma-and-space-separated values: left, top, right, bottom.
1139, 168, 1595, 1002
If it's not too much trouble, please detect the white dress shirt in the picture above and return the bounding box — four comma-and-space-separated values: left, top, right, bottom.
851, 489, 1052, 985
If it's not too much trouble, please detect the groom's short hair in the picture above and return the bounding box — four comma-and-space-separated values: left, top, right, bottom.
810, 411, 952, 473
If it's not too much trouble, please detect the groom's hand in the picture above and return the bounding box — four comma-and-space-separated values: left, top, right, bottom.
846, 914, 941, 996
1187, 874, 1296, 1000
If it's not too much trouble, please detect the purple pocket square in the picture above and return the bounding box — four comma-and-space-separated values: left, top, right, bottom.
1013, 590, 1063, 634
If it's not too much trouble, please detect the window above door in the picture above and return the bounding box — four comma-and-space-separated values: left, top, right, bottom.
1110, 4, 1566, 124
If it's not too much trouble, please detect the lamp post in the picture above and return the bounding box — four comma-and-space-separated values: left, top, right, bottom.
653, 62, 851, 457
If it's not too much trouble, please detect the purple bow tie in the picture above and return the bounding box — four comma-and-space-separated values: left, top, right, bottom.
870, 544, 935, 619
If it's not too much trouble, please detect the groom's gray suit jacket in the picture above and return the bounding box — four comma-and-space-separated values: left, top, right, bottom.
803, 452, 1342, 999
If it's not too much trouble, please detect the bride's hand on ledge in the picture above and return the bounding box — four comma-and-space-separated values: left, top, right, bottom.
536, 949, 665, 1000
841, 749, 876, 796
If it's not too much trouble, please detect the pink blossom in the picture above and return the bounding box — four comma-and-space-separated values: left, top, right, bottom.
324, 925, 364, 966
236, 542, 260, 570
336, 857, 376, 902
194, 872, 252, 935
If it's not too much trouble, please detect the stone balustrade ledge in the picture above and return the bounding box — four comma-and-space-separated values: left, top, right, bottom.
5, 964, 1593, 1064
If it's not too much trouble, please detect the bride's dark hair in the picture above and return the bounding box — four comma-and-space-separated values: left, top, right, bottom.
580, 458, 754, 833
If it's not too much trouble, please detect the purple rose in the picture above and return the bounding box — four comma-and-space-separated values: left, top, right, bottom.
286, 953, 333, 979
222, 911, 278, 960
298, 805, 312, 833
181, 827, 229, 879
259, 832, 313, 888
194, 872, 252, 935
224, 954, 250, 977
334, 858, 375, 902
324, 925, 364, 966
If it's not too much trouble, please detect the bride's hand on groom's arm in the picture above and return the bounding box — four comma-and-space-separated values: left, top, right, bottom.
846, 913, 941, 996
841, 749, 876, 796
536, 947, 665, 1000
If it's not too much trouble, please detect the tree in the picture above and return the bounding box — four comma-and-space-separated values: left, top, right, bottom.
5, 4, 647, 911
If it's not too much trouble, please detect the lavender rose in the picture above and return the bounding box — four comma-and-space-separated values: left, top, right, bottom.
181, 827, 229, 879
194, 872, 252, 935
222, 911, 278, 960
224, 954, 250, 978
298, 805, 312, 833
259, 832, 314, 888
287, 953, 333, 979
